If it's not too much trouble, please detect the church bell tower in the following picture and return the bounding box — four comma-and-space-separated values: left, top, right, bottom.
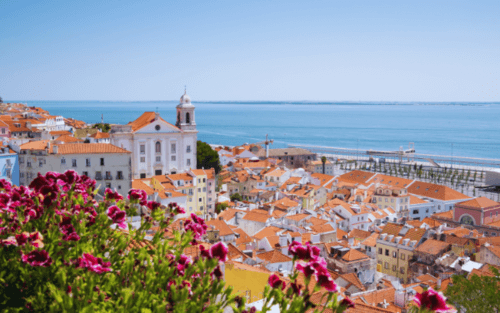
175, 89, 196, 132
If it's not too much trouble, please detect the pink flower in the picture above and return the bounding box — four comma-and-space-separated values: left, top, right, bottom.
340, 298, 355, 308
67, 285, 72, 294
0, 237, 18, 247
210, 242, 228, 262
316, 272, 338, 293
413, 288, 450, 312
105, 188, 123, 201
0, 179, 12, 192
63, 232, 81, 241
128, 189, 147, 205
77, 253, 112, 274
168, 202, 186, 215
15, 233, 29, 246
146, 200, 161, 212
290, 282, 302, 296
184, 214, 208, 239
268, 274, 286, 290
288, 241, 320, 261
22, 250, 53, 267
211, 266, 223, 280
296, 262, 316, 278
107, 205, 127, 229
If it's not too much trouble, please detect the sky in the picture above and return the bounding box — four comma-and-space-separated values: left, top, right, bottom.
0, 0, 499, 102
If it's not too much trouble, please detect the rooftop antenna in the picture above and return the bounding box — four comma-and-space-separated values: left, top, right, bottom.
101, 114, 103, 124
156, 106, 159, 113
184, 85, 187, 94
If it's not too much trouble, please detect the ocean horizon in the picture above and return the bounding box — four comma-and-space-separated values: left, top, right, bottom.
8, 100, 500, 161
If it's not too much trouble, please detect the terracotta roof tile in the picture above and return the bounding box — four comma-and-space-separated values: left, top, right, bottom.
256, 250, 292, 263
338, 170, 377, 184
341, 249, 370, 262
285, 213, 311, 222
457, 197, 500, 210
349, 229, 372, 240
310, 223, 335, 234
128, 112, 180, 132
409, 195, 428, 205
53, 143, 130, 154
218, 208, 246, 221
408, 181, 469, 201
242, 211, 271, 223
254, 226, 283, 240
414, 239, 450, 255
361, 233, 379, 247
131, 180, 155, 195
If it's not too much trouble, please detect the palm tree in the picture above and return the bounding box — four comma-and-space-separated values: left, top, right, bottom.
321, 156, 327, 174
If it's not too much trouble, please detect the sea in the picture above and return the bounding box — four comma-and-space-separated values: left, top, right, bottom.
11, 100, 500, 160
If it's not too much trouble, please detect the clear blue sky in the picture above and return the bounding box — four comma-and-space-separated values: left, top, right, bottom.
1, 0, 499, 101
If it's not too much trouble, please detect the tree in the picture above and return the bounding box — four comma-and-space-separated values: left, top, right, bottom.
215, 202, 228, 214
197, 141, 221, 174
92, 123, 111, 133
230, 193, 242, 202
446, 267, 500, 313
321, 156, 327, 174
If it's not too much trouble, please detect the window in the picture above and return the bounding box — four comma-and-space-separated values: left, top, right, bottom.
118, 185, 121, 190
203, 187, 206, 192
20, 172, 24, 178
171, 155, 176, 161
116, 171, 123, 179
155, 141, 161, 153
385, 198, 388, 202
198, 179, 201, 183
189, 189, 193, 196
189, 207, 192, 212
384, 262, 389, 269
401, 254, 405, 260
187, 159, 191, 166
1, 128, 4, 134
155, 169, 162, 175
105, 183, 111, 189
393, 251, 398, 258
140, 144, 145, 154
156, 156, 161, 162
39, 159, 44, 167
82, 171, 88, 177
187, 145, 191, 153
100, 158, 105, 166
203, 178, 206, 183
140, 157, 145, 163
391, 199, 394, 203
378, 248, 383, 254
186, 112, 190, 123
400, 267, 405, 274
199, 198, 202, 202
140, 173, 146, 179
95, 171, 102, 180
171, 143, 176, 153
385, 249, 389, 256
198, 188, 201, 193
61, 158, 66, 165
19, 157, 24, 164
105, 171, 112, 180
392, 265, 397, 272
27, 161, 32, 168
413, 209, 419, 215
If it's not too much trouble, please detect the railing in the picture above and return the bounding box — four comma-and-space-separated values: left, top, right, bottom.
116, 174, 124, 180
95, 174, 103, 180
104, 175, 113, 180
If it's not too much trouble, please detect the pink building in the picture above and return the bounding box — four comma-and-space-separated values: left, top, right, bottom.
0, 120, 10, 138
453, 197, 500, 226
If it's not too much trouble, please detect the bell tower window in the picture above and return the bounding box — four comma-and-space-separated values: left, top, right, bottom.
155, 141, 161, 154
186, 112, 190, 124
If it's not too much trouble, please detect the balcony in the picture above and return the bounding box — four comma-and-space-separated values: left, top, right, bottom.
95, 174, 103, 180
116, 174, 124, 180
104, 174, 113, 180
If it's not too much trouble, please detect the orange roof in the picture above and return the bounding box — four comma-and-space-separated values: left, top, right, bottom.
55, 134, 84, 143
285, 213, 311, 221
128, 112, 180, 132
408, 181, 469, 201
254, 226, 283, 240
218, 208, 246, 221
414, 239, 450, 255
131, 180, 155, 195
270, 197, 300, 209
484, 245, 500, 259
338, 170, 377, 184
422, 217, 442, 228
457, 197, 500, 210
206, 219, 235, 237
53, 143, 130, 154
90, 132, 110, 139
308, 217, 329, 226
341, 249, 370, 262
49, 130, 72, 136
311, 173, 335, 186
369, 174, 413, 188
361, 233, 379, 247
20, 140, 50, 150
337, 228, 348, 240
349, 229, 372, 240
432, 210, 454, 219
340, 272, 366, 292
168, 173, 193, 182
310, 223, 335, 234
443, 226, 481, 238
256, 250, 292, 263
242, 211, 270, 223
227, 243, 249, 261
409, 195, 428, 205
233, 228, 253, 245
380, 223, 404, 236
352, 287, 396, 308
477, 236, 500, 246
406, 220, 424, 228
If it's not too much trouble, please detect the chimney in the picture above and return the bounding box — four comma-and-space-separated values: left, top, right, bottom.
53, 145, 58, 154
270, 205, 274, 216
235, 212, 239, 225
219, 216, 224, 221
154, 112, 160, 121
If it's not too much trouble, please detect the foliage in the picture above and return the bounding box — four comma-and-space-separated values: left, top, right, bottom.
197, 141, 221, 174
0, 171, 361, 313
446, 267, 500, 313
230, 193, 242, 202
92, 123, 111, 133
321, 156, 327, 174
0, 172, 238, 312
215, 202, 228, 214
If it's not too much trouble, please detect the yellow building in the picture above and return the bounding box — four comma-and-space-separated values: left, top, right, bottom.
373, 184, 410, 217
223, 261, 272, 303
376, 223, 426, 283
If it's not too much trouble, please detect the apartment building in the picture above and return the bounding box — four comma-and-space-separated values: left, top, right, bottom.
19, 141, 131, 196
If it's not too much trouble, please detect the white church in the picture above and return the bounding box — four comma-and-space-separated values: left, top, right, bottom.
110, 91, 198, 179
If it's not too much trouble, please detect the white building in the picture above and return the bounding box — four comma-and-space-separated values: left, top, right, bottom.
110, 91, 198, 179
19, 142, 132, 196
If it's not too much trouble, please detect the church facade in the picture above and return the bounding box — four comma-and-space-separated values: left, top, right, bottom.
110, 91, 198, 179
